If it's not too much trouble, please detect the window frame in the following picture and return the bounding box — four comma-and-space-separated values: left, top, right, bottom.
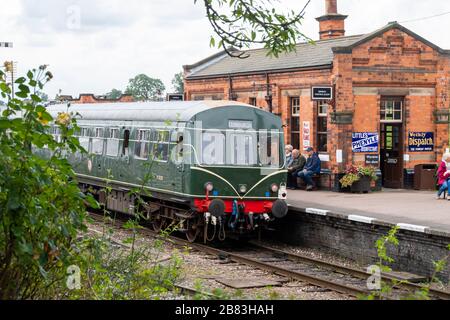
380, 99, 403, 123
106, 127, 120, 157
290, 97, 301, 150
316, 100, 329, 153
91, 127, 105, 155
151, 129, 170, 163
134, 129, 151, 160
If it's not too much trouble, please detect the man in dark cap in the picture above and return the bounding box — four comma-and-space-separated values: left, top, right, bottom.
297, 147, 321, 191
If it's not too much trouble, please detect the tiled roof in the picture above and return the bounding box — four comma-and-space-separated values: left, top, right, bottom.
185, 35, 364, 79
185, 22, 450, 80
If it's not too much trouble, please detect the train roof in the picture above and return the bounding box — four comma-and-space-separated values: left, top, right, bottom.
45, 100, 260, 122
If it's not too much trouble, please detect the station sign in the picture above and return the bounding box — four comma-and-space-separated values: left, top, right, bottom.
352, 132, 379, 153
167, 93, 184, 101
408, 132, 434, 152
311, 86, 333, 100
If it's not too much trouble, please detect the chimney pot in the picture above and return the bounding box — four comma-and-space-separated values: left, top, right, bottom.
326, 0, 337, 14
316, 0, 347, 40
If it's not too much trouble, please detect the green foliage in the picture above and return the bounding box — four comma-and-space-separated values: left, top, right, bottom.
171, 72, 184, 94
339, 165, 378, 188
125, 74, 165, 101
364, 227, 450, 300
0, 66, 93, 299
105, 88, 123, 100
196, 0, 313, 58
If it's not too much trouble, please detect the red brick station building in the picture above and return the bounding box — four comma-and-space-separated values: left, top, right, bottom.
183, 0, 450, 191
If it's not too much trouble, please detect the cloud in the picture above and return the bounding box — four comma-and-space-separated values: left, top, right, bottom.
18, 0, 136, 34
1, 0, 448, 99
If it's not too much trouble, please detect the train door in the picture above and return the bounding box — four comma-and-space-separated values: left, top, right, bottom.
118, 126, 132, 182
104, 127, 121, 180
91, 127, 105, 178
169, 130, 185, 194
150, 129, 171, 190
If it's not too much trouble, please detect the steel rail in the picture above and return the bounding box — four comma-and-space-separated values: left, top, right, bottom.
248, 242, 450, 300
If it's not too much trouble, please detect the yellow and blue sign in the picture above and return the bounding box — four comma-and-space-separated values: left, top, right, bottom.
352, 132, 379, 153
408, 132, 434, 152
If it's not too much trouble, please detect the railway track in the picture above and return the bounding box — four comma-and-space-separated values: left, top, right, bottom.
88, 212, 450, 300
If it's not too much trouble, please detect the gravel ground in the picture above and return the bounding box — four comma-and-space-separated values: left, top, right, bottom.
86, 219, 353, 300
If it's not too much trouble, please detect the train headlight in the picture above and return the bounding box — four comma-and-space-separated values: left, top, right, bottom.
204, 182, 214, 192
271, 183, 279, 193
239, 184, 247, 194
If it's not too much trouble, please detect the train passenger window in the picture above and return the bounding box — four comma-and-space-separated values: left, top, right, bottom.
201, 131, 225, 165
106, 128, 120, 157
227, 132, 257, 166
151, 130, 170, 162
122, 129, 130, 156
258, 130, 280, 167
92, 127, 104, 155
78, 127, 90, 152
134, 129, 151, 159
51, 126, 62, 143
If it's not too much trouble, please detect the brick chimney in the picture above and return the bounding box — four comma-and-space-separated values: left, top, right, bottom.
316, 0, 348, 40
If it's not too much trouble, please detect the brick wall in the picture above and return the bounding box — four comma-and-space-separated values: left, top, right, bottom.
184, 26, 450, 184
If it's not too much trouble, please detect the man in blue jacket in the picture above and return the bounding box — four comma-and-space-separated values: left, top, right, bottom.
297, 147, 321, 191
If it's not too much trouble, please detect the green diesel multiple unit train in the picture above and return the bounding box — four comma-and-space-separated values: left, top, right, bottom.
45, 101, 288, 242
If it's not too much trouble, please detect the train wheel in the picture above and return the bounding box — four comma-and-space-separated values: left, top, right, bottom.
185, 220, 200, 243
152, 216, 165, 233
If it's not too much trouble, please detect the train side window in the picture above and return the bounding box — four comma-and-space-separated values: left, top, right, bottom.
92, 127, 104, 155
122, 129, 130, 156
78, 127, 90, 152
152, 130, 169, 162
134, 129, 151, 159
106, 128, 120, 157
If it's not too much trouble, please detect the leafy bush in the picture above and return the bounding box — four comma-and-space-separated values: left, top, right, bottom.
0, 66, 95, 299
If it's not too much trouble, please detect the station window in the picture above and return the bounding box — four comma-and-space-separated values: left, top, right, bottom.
317, 101, 329, 152
134, 129, 151, 159
290, 97, 300, 150
380, 99, 402, 122
249, 97, 257, 106
92, 127, 104, 155
152, 130, 170, 162
106, 128, 120, 157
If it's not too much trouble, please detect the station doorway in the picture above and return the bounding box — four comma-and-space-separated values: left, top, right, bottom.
380, 98, 404, 189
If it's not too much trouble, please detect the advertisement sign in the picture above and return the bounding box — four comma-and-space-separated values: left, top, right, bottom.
311, 86, 333, 100
365, 155, 379, 166
302, 121, 311, 150
352, 133, 379, 153
408, 132, 434, 152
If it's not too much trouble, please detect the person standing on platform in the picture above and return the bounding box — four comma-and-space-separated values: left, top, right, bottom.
287, 149, 306, 189
437, 153, 450, 200
297, 147, 321, 191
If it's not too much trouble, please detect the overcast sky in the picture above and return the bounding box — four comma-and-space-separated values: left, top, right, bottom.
1, 0, 449, 98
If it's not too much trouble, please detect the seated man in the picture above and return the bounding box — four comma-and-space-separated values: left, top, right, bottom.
297, 147, 321, 191
287, 149, 306, 189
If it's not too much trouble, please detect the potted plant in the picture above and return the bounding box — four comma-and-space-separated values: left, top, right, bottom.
339, 165, 378, 193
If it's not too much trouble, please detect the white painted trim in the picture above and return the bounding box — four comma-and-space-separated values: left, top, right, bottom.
397, 223, 428, 233
305, 208, 329, 216
348, 215, 375, 224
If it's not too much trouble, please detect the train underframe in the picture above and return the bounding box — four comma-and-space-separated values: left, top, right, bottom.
81, 183, 287, 243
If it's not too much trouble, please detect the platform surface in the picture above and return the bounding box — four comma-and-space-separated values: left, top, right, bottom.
287, 189, 450, 234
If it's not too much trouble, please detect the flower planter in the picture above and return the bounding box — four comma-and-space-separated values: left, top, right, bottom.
350, 176, 371, 194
